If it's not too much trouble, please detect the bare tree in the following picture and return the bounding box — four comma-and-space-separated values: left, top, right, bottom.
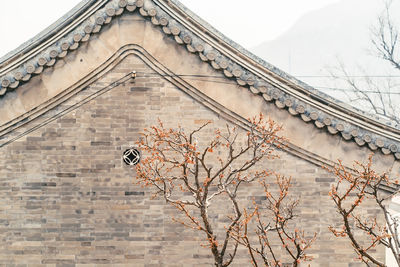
329, 0, 400, 125
327, 5, 400, 263
232, 175, 316, 267
329, 61, 400, 124
134, 115, 315, 266
327, 155, 400, 266
371, 0, 400, 72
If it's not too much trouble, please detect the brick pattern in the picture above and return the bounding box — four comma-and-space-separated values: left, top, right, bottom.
0, 54, 384, 266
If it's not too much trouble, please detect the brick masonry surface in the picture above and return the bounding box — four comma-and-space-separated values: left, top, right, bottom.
0, 54, 384, 266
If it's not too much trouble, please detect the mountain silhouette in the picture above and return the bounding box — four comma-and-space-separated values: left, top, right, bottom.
251, 0, 398, 91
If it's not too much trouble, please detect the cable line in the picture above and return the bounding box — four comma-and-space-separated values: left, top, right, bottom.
137, 71, 400, 95
314, 86, 400, 94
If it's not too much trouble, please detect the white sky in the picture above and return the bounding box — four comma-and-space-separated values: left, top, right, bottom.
180, 0, 341, 47
0, 0, 340, 59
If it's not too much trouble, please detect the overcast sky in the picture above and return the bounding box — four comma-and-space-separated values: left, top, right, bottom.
0, 0, 340, 58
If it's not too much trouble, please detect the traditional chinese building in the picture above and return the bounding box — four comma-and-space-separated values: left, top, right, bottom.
0, 0, 399, 266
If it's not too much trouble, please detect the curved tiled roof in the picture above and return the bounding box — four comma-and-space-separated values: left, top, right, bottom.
1, 0, 400, 159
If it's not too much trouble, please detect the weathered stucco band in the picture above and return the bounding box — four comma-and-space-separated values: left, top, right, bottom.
0, 0, 400, 158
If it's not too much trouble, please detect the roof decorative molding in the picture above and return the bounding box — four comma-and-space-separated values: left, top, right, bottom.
1, 0, 400, 159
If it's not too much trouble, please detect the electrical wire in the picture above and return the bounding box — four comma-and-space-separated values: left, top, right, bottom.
137, 71, 400, 95
295, 75, 400, 78
313, 86, 400, 94
137, 72, 400, 79
135, 72, 241, 85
